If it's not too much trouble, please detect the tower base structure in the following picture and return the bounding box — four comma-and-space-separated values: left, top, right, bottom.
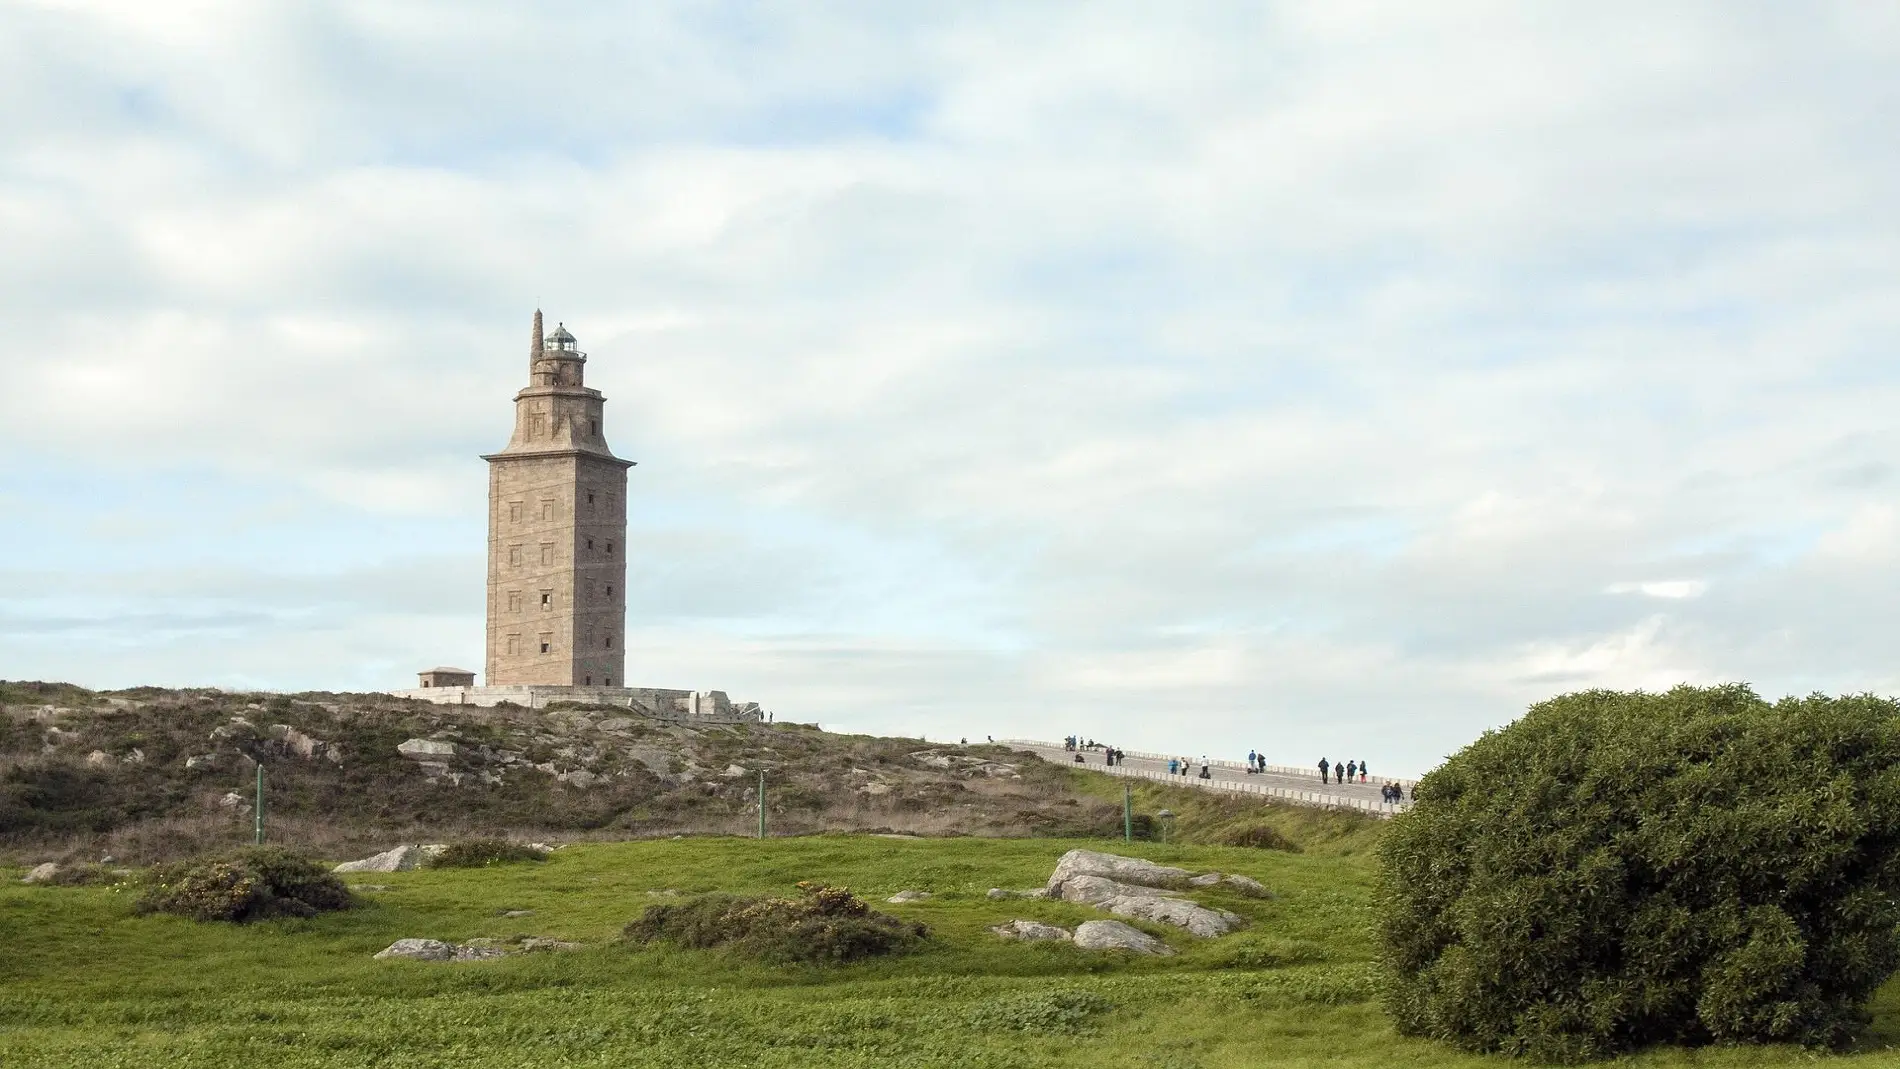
387, 684, 764, 723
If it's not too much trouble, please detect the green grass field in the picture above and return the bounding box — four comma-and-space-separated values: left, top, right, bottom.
4, 834, 1900, 1068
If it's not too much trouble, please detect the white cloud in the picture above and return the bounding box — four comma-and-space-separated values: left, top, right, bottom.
2, 2, 1898, 772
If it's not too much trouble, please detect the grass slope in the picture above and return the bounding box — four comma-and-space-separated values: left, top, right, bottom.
4, 835, 1898, 1068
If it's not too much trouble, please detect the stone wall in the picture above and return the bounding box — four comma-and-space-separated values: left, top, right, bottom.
388, 685, 763, 723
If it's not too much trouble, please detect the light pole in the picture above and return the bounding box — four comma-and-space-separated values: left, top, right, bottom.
1157, 809, 1175, 845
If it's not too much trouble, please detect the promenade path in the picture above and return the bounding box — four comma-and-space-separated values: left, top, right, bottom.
1003, 739, 1414, 819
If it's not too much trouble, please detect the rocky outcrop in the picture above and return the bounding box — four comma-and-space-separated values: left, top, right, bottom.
22, 862, 59, 883
373, 938, 507, 962
885, 890, 932, 903
1072, 920, 1173, 955
397, 739, 456, 760
990, 919, 1072, 941
1042, 850, 1250, 937
1045, 849, 1192, 894
334, 845, 424, 873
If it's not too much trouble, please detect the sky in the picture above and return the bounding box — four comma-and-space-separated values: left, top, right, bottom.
2, 2, 1897, 775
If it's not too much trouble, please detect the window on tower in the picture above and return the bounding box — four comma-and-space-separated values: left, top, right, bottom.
606, 584, 614, 597
540, 591, 552, 609
605, 634, 613, 649
540, 544, 554, 566
508, 545, 523, 566
509, 502, 523, 523
506, 634, 520, 655
590, 420, 599, 437
606, 542, 614, 557
507, 591, 522, 612
541, 499, 554, 521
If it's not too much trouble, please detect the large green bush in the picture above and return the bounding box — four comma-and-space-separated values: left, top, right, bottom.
138, 847, 354, 923
1378, 685, 1900, 1061
626, 881, 928, 965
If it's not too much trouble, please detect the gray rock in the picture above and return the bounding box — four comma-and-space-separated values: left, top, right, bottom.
419, 844, 449, 859
990, 919, 1071, 941
1045, 849, 1193, 895
374, 938, 455, 961
22, 862, 59, 884
334, 845, 424, 873
558, 769, 600, 789
1072, 920, 1174, 955
518, 937, 582, 952
85, 750, 115, 768
452, 945, 508, 961
1099, 893, 1243, 937
350, 884, 394, 892
595, 718, 635, 732
185, 754, 219, 771
1055, 874, 1179, 906
397, 739, 456, 760
501, 909, 535, 918
885, 890, 932, 903
1220, 874, 1270, 897
1187, 872, 1223, 887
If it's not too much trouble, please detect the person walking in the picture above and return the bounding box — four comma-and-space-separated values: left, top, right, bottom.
1359, 760, 1369, 783
1247, 749, 1257, 774
1318, 757, 1330, 783
1345, 759, 1356, 784
1168, 757, 1178, 775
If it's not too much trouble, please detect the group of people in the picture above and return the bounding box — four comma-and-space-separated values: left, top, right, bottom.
1317, 757, 1368, 785
1380, 782, 1407, 805
1166, 755, 1212, 779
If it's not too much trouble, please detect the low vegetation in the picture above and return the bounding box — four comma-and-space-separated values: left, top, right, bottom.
426, 838, 549, 868
625, 880, 929, 965
1380, 685, 1900, 1062
136, 846, 353, 923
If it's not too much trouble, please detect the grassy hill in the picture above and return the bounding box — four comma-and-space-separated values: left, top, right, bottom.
5, 834, 1899, 1068
0, 681, 1377, 864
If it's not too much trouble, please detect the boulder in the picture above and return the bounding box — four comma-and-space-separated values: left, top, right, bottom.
1220, 874, 1270, 897
857, 782, 892, 796
1098, 894, 1243, 937
722, 764, 748, 778
22, 862, 59, 884
374, 938, 455, 961
886, 890, 932, 903
453, 945, 508, 961
1045, 849, 1192, 894
1054, 874, 1179, 906
909, 751, 953, 770
334, 845, 424, 873
987, 887, 1047, 900
990, 919, 1072, 941
518, 937, 582, 953
1072, 920, 1174, 955
596, 718, 636, 732
397, 739, 456, 760
185, 754, 219, 771
1187, 872, 1222, 887
501, 909, 535, 918
85, 750, 115, 768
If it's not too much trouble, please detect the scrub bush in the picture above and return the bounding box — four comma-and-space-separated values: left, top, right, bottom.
427, 839, 548, 868
626, 881, 928, 964
1378, 685, 1900, 1061
138, 847, 353, 923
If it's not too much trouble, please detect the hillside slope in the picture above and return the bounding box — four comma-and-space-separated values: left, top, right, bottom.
1, 681, 1366, 862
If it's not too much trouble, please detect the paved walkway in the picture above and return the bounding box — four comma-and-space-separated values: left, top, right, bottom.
1003, 740, 1413, 819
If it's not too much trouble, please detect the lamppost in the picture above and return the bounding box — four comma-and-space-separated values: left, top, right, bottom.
1157, 809, 1175, 844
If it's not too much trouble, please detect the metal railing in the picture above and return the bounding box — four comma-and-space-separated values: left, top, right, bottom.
1000, 739, 1412, 819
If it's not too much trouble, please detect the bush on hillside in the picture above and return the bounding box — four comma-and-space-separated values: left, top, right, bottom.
1210, 821, 1301, 852
426, 838, 548, 868
1378, 685, 1900, 1062
625, 881, 928, 965
138, 847, 354, 923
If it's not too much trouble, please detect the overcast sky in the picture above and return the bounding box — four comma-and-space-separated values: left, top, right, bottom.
2, 2, 1897, 773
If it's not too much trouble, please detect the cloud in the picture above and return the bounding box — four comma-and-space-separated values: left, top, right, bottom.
2, 2, 1898, 772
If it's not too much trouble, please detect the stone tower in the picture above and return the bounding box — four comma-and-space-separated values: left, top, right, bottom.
482, 311, 633, 686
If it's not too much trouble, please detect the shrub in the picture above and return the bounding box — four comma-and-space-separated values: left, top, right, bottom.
427, 839, 549, 868
138, 847, 354, 923
625, 881, 928, 964
1378, 685, 1900, 1061
43, 862, 123, 887
1211, 821, 1301, 852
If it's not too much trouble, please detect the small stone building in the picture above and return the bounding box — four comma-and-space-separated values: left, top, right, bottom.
417, 667, 477, 688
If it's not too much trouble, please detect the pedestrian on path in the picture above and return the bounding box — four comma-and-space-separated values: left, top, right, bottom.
1199, 754, 1211, 780
1345, 759, 1356, 784
1247, 749, 1257, 773
1319, 757, 1330, 783
1358, 760, 1368, 783
1168, 757, 1178, 775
